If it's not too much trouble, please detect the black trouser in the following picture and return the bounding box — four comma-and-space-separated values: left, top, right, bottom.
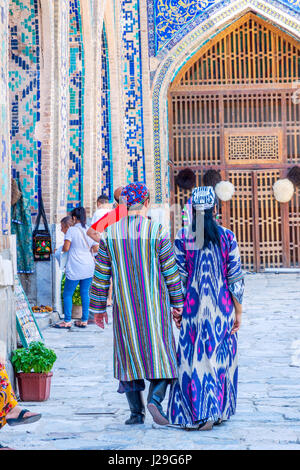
121, 379, 170, 423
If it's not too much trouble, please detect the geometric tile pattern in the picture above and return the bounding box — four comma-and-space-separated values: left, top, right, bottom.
100, 26, 113, 202
68, 0, 85, 211
9, 0, 41, 214
150, 0, 216, 55
148, 0, 300, 56
120, 0, 145, 184
57, 0, 70, 215
0, 0, 10, 234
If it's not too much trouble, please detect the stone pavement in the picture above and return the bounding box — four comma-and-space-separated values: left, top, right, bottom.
1, 274, 300, 450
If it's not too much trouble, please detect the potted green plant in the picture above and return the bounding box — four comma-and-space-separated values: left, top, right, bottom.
61, 275, 82, 319
11, 341, 57, 401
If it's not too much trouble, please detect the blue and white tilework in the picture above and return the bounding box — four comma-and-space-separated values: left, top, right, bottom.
100, 26, 113, 202
68, 0, 85, 211
148, 0, 300, 56
0, 0, 10, 234
120, 0, 146, 184
58, 0, 70, 215
9, 0, 41, 215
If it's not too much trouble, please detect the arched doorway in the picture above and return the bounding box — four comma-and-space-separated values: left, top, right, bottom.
168, 12, 300, 271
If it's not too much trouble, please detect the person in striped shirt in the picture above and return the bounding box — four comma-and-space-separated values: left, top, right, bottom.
89, 182, 184, 426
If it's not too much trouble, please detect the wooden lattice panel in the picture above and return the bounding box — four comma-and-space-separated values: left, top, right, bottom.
171, 94, 220, 166
289, 187, 300, 267
225, 129, 282, 163
223, 93, 282, 128
228, 171, 254, 271
286, 92, 300, 164
172, 13, 300, 88
256, 170, 282, 268
173, 170, 202, 236
169, 13, 300, 271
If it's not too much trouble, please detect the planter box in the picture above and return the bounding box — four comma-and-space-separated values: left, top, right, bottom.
17, 372, 53, 402
72, 304, 82, 319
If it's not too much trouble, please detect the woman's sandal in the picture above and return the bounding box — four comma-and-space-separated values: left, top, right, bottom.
53, 322, 72, 329
6, 409, 42, 427
214, 418, 223, 425
198, 420, 214, 431
74, 321, 87, 328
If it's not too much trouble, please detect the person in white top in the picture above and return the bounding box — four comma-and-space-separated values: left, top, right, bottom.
90, 194, 113, 308
54, 216, 73, 268
91, 195, 111, 226
53, 207, 98, 329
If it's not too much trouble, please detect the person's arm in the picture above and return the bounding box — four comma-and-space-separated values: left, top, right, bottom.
91, 243, 99, 254
158, 226, 184, 327
231, 297, 242, 334
87, 226, 101, 243
62, 240, 71, 252
173, 228, 189, 296
89, 237, 111, 329
63, 227, 72, 252
226, 230, 244, 334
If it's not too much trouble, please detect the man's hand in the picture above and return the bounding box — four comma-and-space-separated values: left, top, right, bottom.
94, 312, 109, 329
172, 307, 183, 330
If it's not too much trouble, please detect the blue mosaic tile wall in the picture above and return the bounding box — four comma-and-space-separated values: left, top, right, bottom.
58, 0, 70, 215
121, 0, 146, 184
68, 0, 85, 211
0, 1, 10, 235
100, 26, 113, 202
9, 0, 41, 215
148, 0, 300, 56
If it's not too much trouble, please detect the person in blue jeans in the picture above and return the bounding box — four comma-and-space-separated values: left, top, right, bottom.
54, 207, 98, 329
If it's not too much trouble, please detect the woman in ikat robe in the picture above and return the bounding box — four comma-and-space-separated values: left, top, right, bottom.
168, 186, 244, 430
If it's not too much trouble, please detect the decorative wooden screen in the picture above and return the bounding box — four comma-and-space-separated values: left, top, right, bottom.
225, 129, 282, 163
169, 13, 300, 271
256, 170, 282, 269
174, 14, 300, 87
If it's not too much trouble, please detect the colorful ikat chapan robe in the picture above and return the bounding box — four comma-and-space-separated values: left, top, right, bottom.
90, 215, 185, 382
167, 225, 244, 427
0, 364, 18, 429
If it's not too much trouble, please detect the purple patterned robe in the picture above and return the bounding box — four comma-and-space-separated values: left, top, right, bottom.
167, 225, 244, 427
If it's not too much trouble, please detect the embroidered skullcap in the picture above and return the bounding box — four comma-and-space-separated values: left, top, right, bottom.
121, 182, 150, 207
192, 186, 216, 211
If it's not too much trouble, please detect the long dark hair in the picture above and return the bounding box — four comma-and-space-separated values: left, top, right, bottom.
192, 206, 220, 249
71, 207, 87, 228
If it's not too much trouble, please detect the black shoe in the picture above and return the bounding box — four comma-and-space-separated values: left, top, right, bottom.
213, 418, 223, 426
125, 414, 145, 425
125, 391, 145, 425
147, 380, 169, 426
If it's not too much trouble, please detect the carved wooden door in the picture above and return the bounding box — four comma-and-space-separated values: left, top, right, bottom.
168, 13, 300, 271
